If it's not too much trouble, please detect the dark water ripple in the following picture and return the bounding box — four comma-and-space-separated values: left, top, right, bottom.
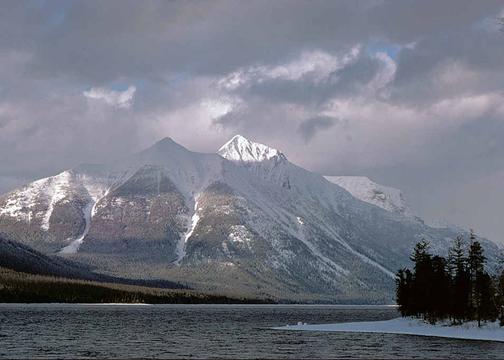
1, 304, 504, 359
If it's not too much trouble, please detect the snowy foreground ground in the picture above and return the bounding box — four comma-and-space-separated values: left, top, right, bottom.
273, 317, 504, 342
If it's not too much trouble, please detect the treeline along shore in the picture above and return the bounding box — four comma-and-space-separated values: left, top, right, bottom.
396, 231, 504, 326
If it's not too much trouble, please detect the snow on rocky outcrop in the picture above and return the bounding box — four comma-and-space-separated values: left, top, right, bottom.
0, 171, 72, 228
325, 176, 413, 216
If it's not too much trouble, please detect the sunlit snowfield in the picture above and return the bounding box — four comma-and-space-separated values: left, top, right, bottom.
1, 304, 504, 359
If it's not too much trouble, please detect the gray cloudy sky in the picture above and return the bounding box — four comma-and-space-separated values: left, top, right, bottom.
2, 0, 504, 242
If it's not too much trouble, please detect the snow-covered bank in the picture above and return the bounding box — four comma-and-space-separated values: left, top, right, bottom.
273, 317, 504, 342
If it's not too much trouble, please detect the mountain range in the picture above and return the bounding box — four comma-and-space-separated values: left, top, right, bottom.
0, 135, 500, 303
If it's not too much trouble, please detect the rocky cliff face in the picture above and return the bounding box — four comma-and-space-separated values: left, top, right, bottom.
0, 136, 500, 303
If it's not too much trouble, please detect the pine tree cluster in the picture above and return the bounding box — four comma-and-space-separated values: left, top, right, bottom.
396, 231, 504, 327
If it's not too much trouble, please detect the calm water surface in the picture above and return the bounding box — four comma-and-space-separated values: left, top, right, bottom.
1, 304, 504, 359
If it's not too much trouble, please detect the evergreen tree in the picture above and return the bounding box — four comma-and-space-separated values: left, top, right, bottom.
430, 255, 451, 322
468, 237, 487, 324
474, 271, 497, 326
468, 234, 485, 282
496, 270, 504, 326
396, 268, 413, 316
448, 235, 470, 323
410, 240, 433, 319
495, 251, 504, 326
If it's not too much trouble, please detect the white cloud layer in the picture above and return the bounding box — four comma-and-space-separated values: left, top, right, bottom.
218, 47, 361, 91
83, 86, 136, 108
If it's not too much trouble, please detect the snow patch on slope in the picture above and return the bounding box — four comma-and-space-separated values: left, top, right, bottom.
338, 238, 396, 278
59, 201, 94, 254
314, 219, 396, 278
290, 215, 349, 277
325, 176, 412, 216
0, 179, 45, 222
0, 171, 72, 229
59, 187, 110, 254
228, 225, 253, 245
0, 170, 111, 235
174, 195, 201, 264
41, 172, 71, 230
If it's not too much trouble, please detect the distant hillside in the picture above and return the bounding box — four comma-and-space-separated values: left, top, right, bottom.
0, 236, 96, 278
0, 266, 271, 304
0, 236, 184, 289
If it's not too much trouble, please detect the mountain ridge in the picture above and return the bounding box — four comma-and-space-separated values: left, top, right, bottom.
0, 135, 500, 303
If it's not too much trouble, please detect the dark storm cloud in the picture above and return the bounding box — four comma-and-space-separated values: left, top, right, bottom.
298, 116, 338, 143
235, 53, 384, 106
1, 0, 365, 82
387, 29, 504, 106
0, 0, 500, 82
1, 0, 504, 241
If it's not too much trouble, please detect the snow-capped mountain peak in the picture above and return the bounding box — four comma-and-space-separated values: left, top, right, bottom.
218, 135, 286, 163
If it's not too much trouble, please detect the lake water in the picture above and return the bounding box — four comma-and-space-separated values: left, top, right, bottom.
1, 304, 504, 359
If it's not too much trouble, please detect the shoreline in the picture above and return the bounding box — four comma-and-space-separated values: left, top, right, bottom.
274, 317, 504, 342
0, 302, 397, 307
